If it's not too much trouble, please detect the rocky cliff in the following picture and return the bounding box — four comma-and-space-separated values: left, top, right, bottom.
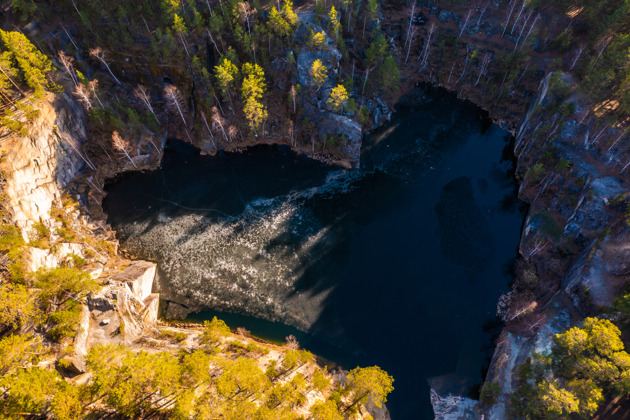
0, 93, 161, 373
378, 1, 630, 417
0, 88, 389, 420
0, 93, 86, 235
431, 71, 630, 419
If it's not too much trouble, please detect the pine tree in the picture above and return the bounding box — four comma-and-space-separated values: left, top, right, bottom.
216, 356, 270, 398
269, 7, 291, 38
243, 97, 267, 132
282, 0, 299, 26
0, 284, 43, 330
240, 62, 266, 100
0, 334, 42, 375
34, 267, 99, 312
345, 366, 394, 410
310, 400, 343, 420
240, 63, 267, 133
200, 316, 231, 347
366, 33, 387, 67
327, 84, 348, 112
310, 59, 328, 91
378, 55, 400, 95
214, 57, 239, 98
0, 30, 53, 97
0, 368, 60, 416
310, 30, 327, 50
328, 6, 341, 40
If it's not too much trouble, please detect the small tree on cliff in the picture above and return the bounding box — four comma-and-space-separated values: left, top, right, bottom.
344, 366, 394, 412
200, 316, 231, 348
511, 317, 630, 418
310, 59, 327, 91
309, 30, 327, 50
164, 85, 186, 126
282, 0, 299, 26
268, 7, 291, 38
214, 58, 238, 102
111, 131, 138, 168
328, 6, 341, 40
0, 30, 53, 98
327, 84, 348, 112
89, 47, 121, 85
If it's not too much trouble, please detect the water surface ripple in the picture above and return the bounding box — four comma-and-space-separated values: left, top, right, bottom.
103, 89, 526, 419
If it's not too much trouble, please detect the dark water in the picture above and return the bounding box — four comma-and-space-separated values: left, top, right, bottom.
103, 89, 526, 419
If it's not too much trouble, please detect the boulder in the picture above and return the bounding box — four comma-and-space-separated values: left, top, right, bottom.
111, 260, 156, 301
165, 301, 193, 320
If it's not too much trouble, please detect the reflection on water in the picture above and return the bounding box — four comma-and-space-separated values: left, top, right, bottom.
103, 88, 526, 419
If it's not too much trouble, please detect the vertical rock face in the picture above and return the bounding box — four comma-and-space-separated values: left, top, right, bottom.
0, 93, 86, 233
0, 93, 160, 369
473, 73, 630, 417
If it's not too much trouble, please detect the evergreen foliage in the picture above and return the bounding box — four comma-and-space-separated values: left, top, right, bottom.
311, 59, 328, 91
511, 317, 630, 418
328, 84, 348, 112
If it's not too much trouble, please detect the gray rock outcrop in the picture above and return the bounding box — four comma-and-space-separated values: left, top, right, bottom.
0, 93, 86, 236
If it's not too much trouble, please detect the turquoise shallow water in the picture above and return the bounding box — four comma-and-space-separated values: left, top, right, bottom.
103, 88, 526, 419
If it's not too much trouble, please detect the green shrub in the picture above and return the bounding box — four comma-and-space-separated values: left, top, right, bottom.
48, 300, 83, 342
480, 381, 501, 406
68, 253, 87, 268
34, 267, 99, 310
526, 163, 546, 184
0, 225, 24, 252
56, 227, 76, 242
159, 329, 187, 342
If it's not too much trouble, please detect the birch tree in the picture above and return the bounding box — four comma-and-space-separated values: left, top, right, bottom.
164, 85, 187, 126
404, 3, 416, 50
89, 47, 121, 85
88, 80, 105, 109
73, 84, 93, 112
418, 24, 434, 70
212, 106, 229, 142
133, 85, 159, 123
510, 1, 527, 36
458, 9, 473, 39
475, 54, 491, 86
290, 85, 297, 114
112, 131, 137, 168
57, 51, 78, 87
200, 111, 217, 149
172, 14, 190, 57
237, 2, 255, 36
502, 0, 517, 37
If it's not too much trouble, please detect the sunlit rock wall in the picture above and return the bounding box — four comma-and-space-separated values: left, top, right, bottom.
0, 93, 86, 235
